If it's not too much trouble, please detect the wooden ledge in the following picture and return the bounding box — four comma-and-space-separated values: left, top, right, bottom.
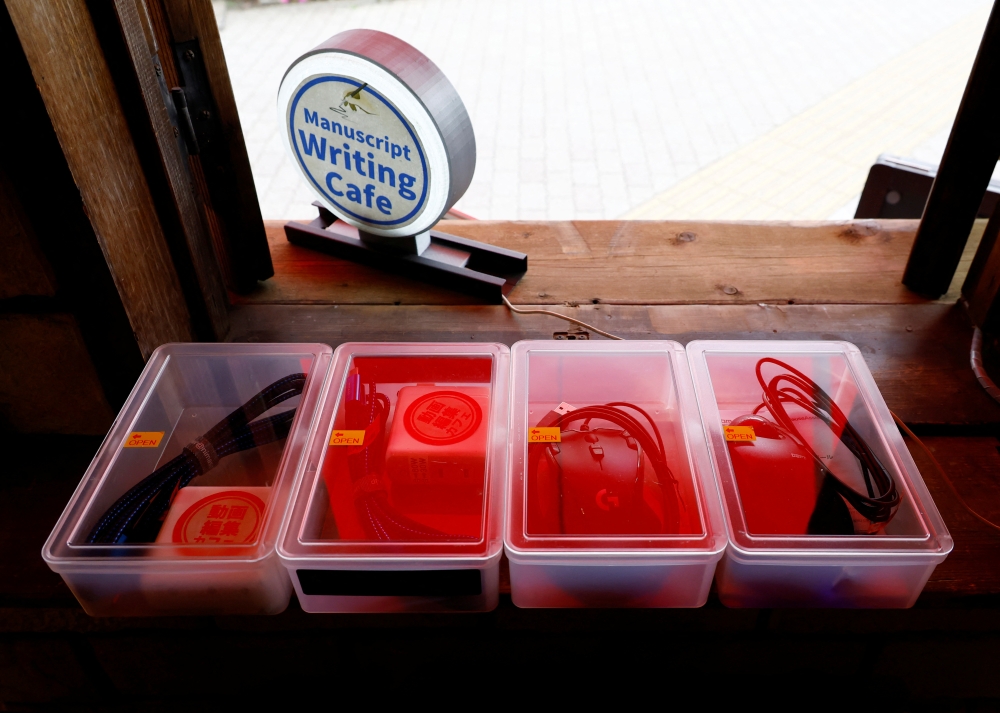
233, 219, 986, 306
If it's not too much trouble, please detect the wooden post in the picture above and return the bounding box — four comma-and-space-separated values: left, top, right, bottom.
964, 200, 1000, 332
158, 0, 275, 292
106, 0, 231, 339
5, 0, 195, 357
903, 0, 1000, 298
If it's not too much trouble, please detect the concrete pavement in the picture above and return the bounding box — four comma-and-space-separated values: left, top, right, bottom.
218, 0, 991, 220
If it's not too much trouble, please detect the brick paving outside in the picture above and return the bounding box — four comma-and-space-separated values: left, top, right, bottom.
218, 0, 991, 220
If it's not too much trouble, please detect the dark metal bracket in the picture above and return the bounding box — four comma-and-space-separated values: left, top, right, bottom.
172, 40, 223, 155
856, 154, 1000, 220
284, 203, 528, 303
172, 38, 273, 289
169, 87, 200, 156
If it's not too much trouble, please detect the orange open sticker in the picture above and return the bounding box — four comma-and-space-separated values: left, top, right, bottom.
329, 429, 365, 446
724, 425, 756, 442
528, 427, 561, 443
123, 431, 164, 448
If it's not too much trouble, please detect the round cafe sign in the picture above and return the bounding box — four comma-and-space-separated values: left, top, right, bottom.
278, 30, 476, 238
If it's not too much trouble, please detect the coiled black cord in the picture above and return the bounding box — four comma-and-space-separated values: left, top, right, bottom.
529, 402, 681, 533
87, 373, 307, 544
752, 358, 899, 525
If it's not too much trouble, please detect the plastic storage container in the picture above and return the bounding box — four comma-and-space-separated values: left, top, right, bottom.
278, 343, 509, 613
505, 340, 727, 608
43, 343, 332, 616
686, 340, 952, 608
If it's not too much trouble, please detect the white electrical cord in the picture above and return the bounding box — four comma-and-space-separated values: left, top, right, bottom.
971, 327, 1000, 404
502, 295, 623, 340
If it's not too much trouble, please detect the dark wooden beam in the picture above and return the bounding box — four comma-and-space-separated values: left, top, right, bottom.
963, 198, 1000, 331
82, 0, 231, 340
5, 0, 195, 357
903, 0, 1000, 298
158, 0, 274, 292
0, 1, 146, 414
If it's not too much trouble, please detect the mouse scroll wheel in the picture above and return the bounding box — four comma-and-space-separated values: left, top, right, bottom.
584, 432, 599, 443
589, 445, 604, 460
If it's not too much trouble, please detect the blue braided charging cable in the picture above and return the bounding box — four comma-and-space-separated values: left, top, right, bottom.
87, 373, 307, 544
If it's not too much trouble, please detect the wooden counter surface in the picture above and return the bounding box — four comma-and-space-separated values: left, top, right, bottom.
224, 219, 1000, 603
4, 220, 1000, 705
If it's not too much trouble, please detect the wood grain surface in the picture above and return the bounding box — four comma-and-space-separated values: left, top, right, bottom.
1, 5, 999, 695
112, 0, 229, 340
0, 314, 115, 434
6, 0, 193, 356
228, 301, 1000, 426
907, 435, 1000, 599
236, 218, 986, 306
160, 0, 273, 286
965, 205, 1000, 331
227, 298, 1000, 599
0, 166, 56, 299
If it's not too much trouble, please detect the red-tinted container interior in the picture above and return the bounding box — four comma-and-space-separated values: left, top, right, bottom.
522, 350, 704, 539
309, 356, 493, 543
704, 352, 924, 538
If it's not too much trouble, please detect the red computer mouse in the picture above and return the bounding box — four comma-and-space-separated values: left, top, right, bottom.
726, 414, 852, 535
529, 428, 661, 535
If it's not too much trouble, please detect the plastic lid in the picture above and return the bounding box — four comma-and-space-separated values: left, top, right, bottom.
43, 343, 333, 566
278, 343, 509, 564
506, 340, 727, 562
686, 340, 953, 559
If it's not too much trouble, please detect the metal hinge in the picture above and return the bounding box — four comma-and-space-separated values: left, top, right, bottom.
169, 87, 200, 155
172, 40, 223, 157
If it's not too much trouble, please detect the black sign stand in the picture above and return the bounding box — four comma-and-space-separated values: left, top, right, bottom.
284, 203, 527, 303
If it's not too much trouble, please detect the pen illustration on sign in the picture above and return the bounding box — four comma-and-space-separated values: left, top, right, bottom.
332, 83, 375, 117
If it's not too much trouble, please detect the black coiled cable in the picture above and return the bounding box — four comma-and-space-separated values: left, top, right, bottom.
87, 373, 307, 544
529, 402, 681, 534
752, 358, 899, 525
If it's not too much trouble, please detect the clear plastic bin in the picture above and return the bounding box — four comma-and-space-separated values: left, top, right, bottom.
505, 341, 727, 608
43, 343, 332, 616
686, 340, 953, 608
278, 343, 509, 613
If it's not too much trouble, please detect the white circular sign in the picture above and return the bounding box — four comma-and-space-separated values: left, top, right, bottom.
278, 30, 476, 238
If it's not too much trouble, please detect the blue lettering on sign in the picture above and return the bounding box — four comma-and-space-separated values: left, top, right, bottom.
289, 76, 429, 226
298, 131, 326, 160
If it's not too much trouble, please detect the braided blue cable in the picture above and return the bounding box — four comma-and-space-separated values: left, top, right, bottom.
87, 375, 305, 544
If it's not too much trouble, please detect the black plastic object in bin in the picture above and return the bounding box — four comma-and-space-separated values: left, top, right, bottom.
297, 569, 482, 597
855, 154, 1000, 220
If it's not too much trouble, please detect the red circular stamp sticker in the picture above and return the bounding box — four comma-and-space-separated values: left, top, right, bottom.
403, 390, 483, 445
172, 490, 267, 544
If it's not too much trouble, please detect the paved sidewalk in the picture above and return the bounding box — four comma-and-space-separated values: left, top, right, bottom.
626, 6, 992, 221
219, 0, 991, 221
